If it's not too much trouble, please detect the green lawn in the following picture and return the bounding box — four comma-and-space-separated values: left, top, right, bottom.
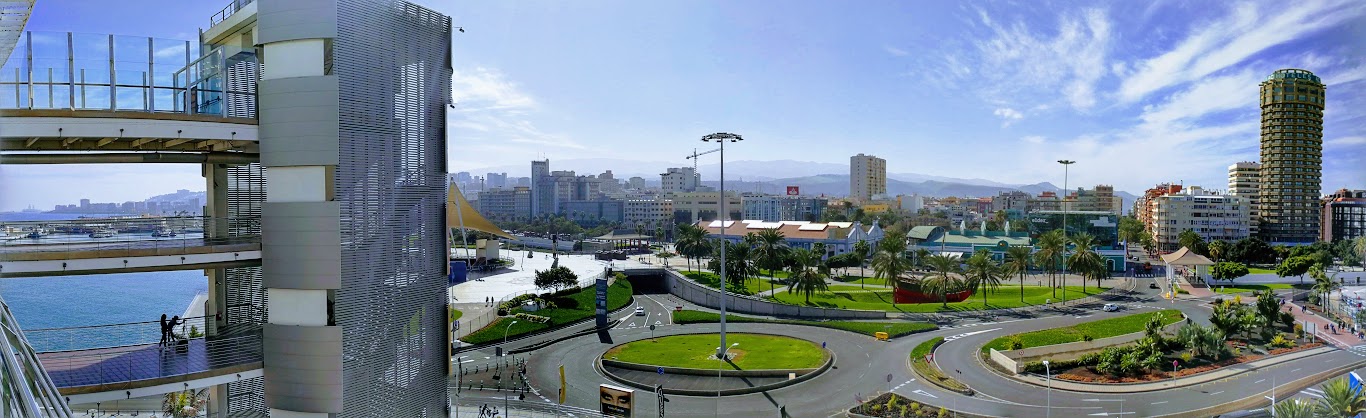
462, 280, 633, 345
683, 271, 782, 295
602, 333, 825, 370
981, 309, 1184, 352
1248, 267, 1277, 275
833, 275, 892, 286
450, 308, 463, 322
1212, 283, 1294, 295
671, 310, 936, 338
826, 284, 892, 292
769, 285, 1107, 313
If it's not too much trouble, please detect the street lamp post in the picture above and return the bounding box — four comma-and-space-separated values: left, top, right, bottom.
503, 320, 519, 344
702, 133, 743, 359
1057, 160, 1075, 306
716, 342, 739, 418
1043, 360, 1052, 418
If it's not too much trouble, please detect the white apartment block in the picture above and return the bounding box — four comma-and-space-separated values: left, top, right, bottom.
850, 153, 886, 202
661, 167, 700, 193
671, 191, 743, 223
624, 198, 674, 228
1228, 161, 1262, 237
1149, 186, 1250, 251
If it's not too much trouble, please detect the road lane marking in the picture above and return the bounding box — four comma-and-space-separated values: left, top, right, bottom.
943, 328, 1002, 342
1291, 368, 1302, 372
912, 389, 939, 399
1210, 391, 1224, 395
1151, 401, 1168, 405
1255, 379, 1266, 384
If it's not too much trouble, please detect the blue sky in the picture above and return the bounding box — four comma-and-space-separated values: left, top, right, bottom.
2, 0, 1364, 211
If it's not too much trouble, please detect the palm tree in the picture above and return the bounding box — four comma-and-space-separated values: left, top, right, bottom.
674, 223, 705, 271
1036, 230, 1066, 298
162, 388, 210, 418
1312, 264, 1340, 311
914, 248, 931, 269
871, 232, 912, 305
1208, 240, 1228, 262
754, 228, 790, 294
710, 239, 758, 291
924, 254, 964, 308
1315, 377, 1366, 417
1005, 246, 1033, 303
787, 248, 830, 303
1067, 233, 1105, 293
964, 251, 1005, 308
1356, 236, 1366, 266
853, 239, 872, 285
1269, 399, 1313, 418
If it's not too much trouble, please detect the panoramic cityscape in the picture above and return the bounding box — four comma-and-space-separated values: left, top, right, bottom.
0, 0, 1364, 417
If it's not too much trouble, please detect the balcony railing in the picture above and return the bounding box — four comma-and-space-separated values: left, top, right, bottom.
0, 31, 257, 119
0, 216, 261, 255
210, 0, 256, 27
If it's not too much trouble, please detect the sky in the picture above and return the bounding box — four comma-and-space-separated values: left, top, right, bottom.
2, 0, 1365, 211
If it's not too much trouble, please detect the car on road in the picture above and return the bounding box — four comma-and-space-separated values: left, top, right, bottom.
1102, 303, 1120, 312
634, 307, 646, 316
1149, 282, 1160, 289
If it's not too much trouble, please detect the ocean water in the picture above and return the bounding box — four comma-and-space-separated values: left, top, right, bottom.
0, 271, 207, 352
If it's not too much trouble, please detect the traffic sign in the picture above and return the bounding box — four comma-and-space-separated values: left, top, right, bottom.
657, 367, 664, 375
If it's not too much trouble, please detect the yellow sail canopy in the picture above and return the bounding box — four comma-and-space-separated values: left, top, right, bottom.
446, 183, 515, 240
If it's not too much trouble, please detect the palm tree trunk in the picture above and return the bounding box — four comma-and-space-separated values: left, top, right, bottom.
1019, 271, 1025, 303
1081, 269, 1087, 293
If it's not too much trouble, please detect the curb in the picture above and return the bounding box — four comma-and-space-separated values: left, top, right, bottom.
907, 338, 974, 396
1006, 345, 1334, 393
1150, 355, 1366, 418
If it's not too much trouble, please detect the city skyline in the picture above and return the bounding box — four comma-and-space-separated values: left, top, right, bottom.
2, 0, 1364, 213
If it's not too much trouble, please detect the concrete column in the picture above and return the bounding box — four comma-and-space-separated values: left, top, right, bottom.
205, 267, 226, 337
203, 163, 230, 238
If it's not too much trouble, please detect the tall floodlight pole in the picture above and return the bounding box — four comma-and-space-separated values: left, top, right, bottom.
703, 132, 742, 361
1057, 160, 1075, 305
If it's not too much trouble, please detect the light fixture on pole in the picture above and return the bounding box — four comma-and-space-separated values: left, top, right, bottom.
715, 342, 739, 418
1043, 360, 1052, 418
702, 132, 743, 359
1057, 160, 1075, 306
503, 320, 519, 344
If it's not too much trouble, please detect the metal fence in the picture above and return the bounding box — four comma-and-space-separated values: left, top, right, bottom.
455, 270, 610, 340
209, 0, 256, 26
37, 332, 262, 389
24, 315, 212, 354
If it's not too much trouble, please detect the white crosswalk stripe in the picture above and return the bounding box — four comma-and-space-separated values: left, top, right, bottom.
1301, 388, 1326, 398
1348, 345, 1366, 357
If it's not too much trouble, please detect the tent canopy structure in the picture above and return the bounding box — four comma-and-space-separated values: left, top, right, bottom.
446, 183, 515, 240
1159, 247, 1215, 266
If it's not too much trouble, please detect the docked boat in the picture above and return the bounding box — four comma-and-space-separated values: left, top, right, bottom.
152, 229, 178, 238
26, 228, 48, 239
88, 228, 117, 238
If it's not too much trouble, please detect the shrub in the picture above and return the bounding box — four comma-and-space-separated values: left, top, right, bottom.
938, 407, 949, 418
1008, 335, 1024, 350
1180, 352, 1193, 363
1082, 334, 1093, 342
1270, 334, 1295, 348
188, 325, 203, 338
1294, 323, 1304, 338
513, 313, 551, 324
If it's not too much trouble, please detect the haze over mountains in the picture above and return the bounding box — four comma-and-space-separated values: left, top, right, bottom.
462, 158, 1140, 205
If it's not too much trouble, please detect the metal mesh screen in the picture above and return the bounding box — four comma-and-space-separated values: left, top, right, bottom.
334, 1, 450, 416
228, 376, 267, 418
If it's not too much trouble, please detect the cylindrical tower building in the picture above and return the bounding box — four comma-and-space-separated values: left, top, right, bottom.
1258, 69, 1324, 244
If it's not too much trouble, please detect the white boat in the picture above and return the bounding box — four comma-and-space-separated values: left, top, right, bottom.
26, 228, 48, 239
88, 228, 117, 238
152, 229, 178, 238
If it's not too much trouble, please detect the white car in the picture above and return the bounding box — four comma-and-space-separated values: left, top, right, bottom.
1102, 304, 1119, 312
634, 307, 646, 316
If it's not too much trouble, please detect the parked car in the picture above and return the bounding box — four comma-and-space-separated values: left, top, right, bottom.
1102, 304, 1120, 312
634, 307, 646, 316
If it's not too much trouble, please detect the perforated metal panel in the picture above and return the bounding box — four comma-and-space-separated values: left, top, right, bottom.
228, 376, 267, 418
226, 163, 268, 330
334, 1, 450, 416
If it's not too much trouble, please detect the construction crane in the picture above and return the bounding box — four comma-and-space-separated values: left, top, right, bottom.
685, 147, 721, 171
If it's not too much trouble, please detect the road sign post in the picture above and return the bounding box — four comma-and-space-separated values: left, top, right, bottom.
650, 324, 656, 340
655, 384, 667, 417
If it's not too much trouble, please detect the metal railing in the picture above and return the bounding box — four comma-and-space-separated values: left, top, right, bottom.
24, 315, 214, 354
210, 0, 256, 27
0, 294, 74, 417
0, 216, 262, 255
37, 332, 262, 389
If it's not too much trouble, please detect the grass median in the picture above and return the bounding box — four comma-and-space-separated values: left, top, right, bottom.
671, 310, 936, 339
602, 333, 825, 370
463, 280, 633, 345
768, 285, 1106, 313
909, 337, 971, 394
980, 309, 1184, 353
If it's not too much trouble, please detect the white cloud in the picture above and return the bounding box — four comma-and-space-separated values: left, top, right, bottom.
1020, 135, 1046, 144
1327, 136, 1366, 146
452, 67, 537, 111
993, 107, 1024, 126
448, 67, 582, 168
1137, 70, 1260, 128
883, 45, 909, 57
1117, 0, 1366, 103
955, 7, 1112, 111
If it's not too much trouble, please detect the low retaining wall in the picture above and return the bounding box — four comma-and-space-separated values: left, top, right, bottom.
666, 270, 887, 320
989, 316, 1186, 373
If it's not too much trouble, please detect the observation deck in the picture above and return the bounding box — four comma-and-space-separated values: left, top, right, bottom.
0, 216, 261, 277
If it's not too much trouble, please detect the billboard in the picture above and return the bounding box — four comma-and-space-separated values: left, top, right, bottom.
786, 186, 800, 196
600, 384, 634, 417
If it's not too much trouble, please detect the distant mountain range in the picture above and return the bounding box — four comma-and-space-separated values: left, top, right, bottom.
459, 158, 1138, 208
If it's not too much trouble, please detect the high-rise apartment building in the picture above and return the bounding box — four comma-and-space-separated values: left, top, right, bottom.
530, 159, 551, 216
1322, 189, 1366, 241
850, 153, 886, 202
742, 196, 828, 222
1228, 162, 1262, 237
660, 167, 700, 193
624, 198, 674, 228
1149, 187, 1251, 251
1259, 69, 1325, 244
477, 186, 532, 221
486, 172, 507, 189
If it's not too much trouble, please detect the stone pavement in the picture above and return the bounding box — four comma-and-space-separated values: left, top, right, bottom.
1285, 301, 1365, 349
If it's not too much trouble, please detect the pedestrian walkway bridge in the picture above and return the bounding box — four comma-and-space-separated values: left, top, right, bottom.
0, 216, 261, 277
25, 315, 264, 404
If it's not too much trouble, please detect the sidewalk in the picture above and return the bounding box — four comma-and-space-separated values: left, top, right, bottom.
1011, 346, 1337, 393
1286, 301, 1365, 348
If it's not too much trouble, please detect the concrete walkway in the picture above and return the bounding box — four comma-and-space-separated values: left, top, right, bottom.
1012, 346, 1336, 393
1286, 301, 1365, 349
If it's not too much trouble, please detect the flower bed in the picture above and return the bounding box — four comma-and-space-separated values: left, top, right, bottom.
1055, 341, 1323, 383
849, 393, 956, 418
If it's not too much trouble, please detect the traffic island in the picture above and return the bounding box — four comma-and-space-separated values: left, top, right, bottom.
595, 333, 834, 396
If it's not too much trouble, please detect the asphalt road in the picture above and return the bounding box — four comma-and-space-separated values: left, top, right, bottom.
466, 276, 1366, 417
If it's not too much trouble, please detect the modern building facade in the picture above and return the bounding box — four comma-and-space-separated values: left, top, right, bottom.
477, 186, 532, 221
1259, 68, 1325, 244
624, 198, 673, 229
1228, 162, 1262, 237
558, 199, 625, 226
849, 153, 886, 202
670, 191, 742, 224
742, 196, 828, 222
530, 159, 551, 216
1323, 189, 1366, 241
660, 167, 700, 193
1148, 187, 1251, 251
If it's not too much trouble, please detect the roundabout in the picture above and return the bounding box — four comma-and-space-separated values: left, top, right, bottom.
596, 332, 833, 396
